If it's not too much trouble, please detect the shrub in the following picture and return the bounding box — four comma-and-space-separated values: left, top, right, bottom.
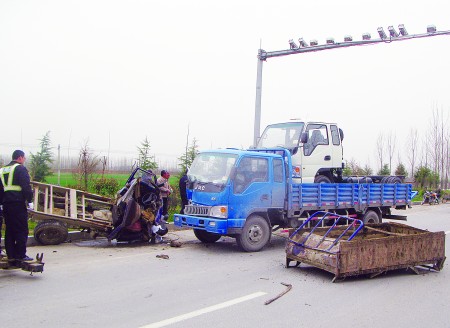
90, 177, 119, 197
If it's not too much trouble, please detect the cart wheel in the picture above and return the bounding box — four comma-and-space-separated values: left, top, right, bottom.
34, 221, 69, 245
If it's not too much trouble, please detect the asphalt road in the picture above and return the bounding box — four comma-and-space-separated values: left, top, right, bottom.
1, 204, 449, 328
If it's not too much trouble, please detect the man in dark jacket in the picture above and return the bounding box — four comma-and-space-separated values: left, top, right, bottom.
179, 170, 188, 214
0, 150, 34, 262
0, 205, 3, 257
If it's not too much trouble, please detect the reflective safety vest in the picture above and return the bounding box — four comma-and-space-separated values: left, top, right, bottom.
0, 163, 22, 192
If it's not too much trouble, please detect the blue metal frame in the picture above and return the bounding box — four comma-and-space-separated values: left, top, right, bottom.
288, 211, 364, 253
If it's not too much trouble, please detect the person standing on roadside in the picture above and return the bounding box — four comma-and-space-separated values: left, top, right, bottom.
0, 206, 4, 257
0, 150, 34, 262
157, 170, 173, 219
179, 170, 188, 214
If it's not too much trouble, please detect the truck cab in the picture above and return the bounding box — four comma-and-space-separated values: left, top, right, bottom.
256, 121, 344, 183
175, 149, 288, 252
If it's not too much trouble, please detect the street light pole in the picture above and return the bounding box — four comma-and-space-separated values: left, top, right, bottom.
253, 25, 450, 147
253, 49, 264, 147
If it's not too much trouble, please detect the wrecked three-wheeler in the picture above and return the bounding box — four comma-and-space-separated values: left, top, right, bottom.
27, 167, 167, 246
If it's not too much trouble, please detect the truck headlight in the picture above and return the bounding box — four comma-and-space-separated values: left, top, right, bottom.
210, 206, 228, 218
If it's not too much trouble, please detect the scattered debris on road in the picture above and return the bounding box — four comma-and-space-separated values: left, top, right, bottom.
0, 253, 45, 275
264, 282, 292, 305
170, 240, 182, 247
156, 254, 169, 260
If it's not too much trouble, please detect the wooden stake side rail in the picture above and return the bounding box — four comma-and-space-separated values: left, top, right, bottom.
29, 181, 114, 230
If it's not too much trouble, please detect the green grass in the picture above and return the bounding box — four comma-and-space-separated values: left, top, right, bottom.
44, 172, 130, 189
43, 172, 178, 190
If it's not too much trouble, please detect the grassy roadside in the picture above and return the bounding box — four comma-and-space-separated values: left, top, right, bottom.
44, 172, 130, 189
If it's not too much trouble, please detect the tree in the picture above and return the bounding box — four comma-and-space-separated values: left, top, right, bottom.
344, 158, 366, 176
376, 133, 384, 173
406, 128, 419, 179
136, 137, 158, 171
342, 165, 352, 177
377, 164, 390, 176
361, 164, 373, 176
386, 131, 396, 175
75, 141, 99, 190
394, 163, 408, 177
179, 138, 199, 173
414, 166, 439, 189
29, 131, 53, 182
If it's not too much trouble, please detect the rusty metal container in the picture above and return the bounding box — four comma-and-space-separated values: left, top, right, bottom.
286, 222, 446, 281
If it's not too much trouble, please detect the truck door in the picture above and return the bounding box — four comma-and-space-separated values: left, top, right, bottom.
302, 124, 330, 182
329, 124, 343, 169
271, 158, 286, 208
230, 156, 271, 219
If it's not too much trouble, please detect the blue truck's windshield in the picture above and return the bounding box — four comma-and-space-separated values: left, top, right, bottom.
188, 153, 238, 185
257, 122, 305, 148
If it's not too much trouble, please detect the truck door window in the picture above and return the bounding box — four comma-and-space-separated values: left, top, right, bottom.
233, 157, 268, 194
273, 158, 284, 183
303, 124, 329, 156
330, 125, 340, 145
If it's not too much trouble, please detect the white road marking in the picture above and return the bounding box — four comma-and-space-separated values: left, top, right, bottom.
140, 291, 267, 328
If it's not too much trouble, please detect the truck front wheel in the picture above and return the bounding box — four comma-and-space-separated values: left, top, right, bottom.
193, 229, 221, 243
236, 215, 270, 252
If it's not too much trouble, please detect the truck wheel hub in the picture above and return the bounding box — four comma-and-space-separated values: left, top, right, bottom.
247, 225, 262, 242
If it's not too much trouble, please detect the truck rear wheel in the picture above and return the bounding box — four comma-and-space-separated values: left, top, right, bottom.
362, 210, 380, 224
193, 229, 221, 243
236, 215, 270, 252
34, 220, 69, 245
314, 175, 332, 183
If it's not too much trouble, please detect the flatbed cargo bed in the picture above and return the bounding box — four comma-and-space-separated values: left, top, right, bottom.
286, 220, 446, 281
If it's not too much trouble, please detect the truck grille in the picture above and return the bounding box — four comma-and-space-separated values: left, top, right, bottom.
184, 205, 210, 216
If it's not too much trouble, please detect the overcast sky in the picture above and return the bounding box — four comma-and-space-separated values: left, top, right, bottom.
1, 0, 449, 170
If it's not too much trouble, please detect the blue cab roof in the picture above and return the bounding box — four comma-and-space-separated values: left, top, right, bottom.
199, 148, 286, 159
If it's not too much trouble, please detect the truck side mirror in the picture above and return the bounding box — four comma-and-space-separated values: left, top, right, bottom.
300, 132, 308, 144
339, 128, 344, 141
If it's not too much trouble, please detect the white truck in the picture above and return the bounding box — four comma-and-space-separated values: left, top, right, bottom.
256, 120, 402, 184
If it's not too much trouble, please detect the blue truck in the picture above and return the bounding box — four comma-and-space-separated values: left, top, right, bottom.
174, 148, 413, 252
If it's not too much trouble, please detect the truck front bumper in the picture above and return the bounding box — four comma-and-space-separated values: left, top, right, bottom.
173, 214, 245, 235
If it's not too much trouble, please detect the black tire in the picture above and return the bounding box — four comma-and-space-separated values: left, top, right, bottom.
314, 175, 332, 183
381, 176, 402, 184
236, 215, 270, 252
193, 229, 221, 243
389, 176, 402, 183
34, 221, 69, 245
362, 210, 380, 224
